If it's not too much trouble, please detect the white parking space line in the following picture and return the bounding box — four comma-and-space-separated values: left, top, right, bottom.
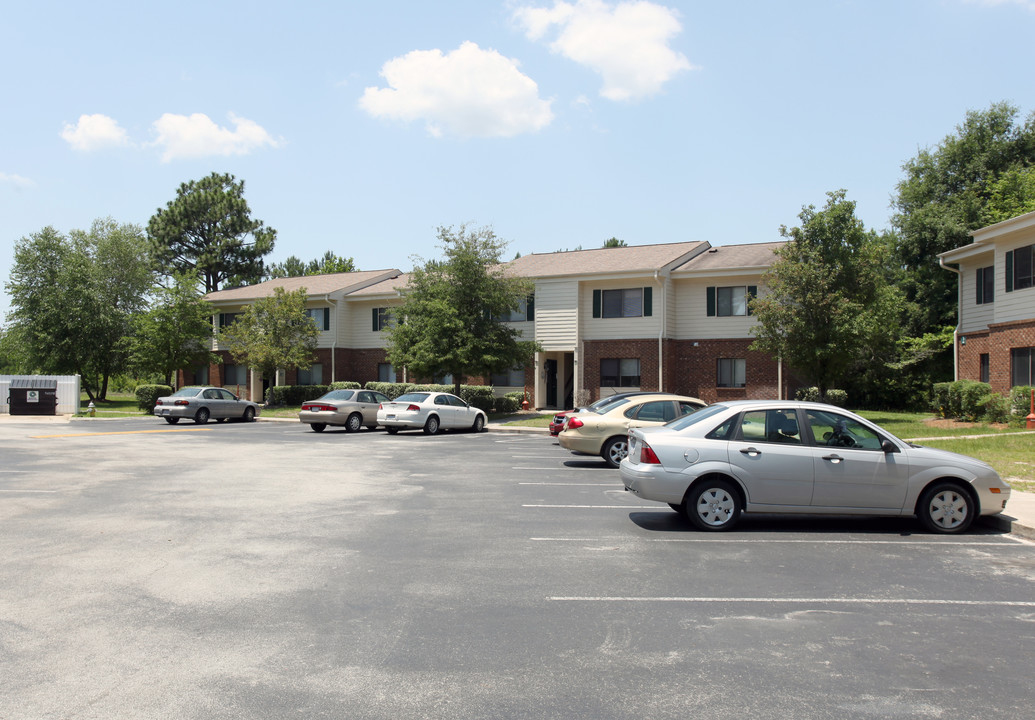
531, 536, 1029, 545
0, 489, 58, 493
548, 596, 1035, 607
512, 467, 567, 471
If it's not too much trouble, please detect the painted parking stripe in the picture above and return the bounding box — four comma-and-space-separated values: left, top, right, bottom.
548, 596, 1035, 607
31, 428, 214, 439
0, 489, 59, 493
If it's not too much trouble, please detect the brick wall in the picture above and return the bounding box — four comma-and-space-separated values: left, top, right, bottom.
958, 319, 1035, 393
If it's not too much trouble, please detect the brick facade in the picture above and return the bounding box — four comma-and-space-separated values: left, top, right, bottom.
958, 319, 1035, 393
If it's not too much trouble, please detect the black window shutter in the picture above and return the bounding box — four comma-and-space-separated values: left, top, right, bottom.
976, 270, 984, 305
706, 287, 716, 317
526, 294, 535, 321
1006, 251, 1014, 293
322, 308, 330, 331
592, 289, 601, 318
747, 286, 757, 315
643, 287, 652, 317
372, 307, 379, 331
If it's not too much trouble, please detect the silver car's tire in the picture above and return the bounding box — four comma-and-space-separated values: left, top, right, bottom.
310, 423, 327, 433
471, 414, 485, 433
164, 417, 179, 425
194, 407, 210, 424
601, 436, 627, 468
423, 415, 440, 435
386, 427, 399, 435
687, 480, 741, 531
242, 407, 255, 422
346, 413, 363, 433
918, 482, 974, 534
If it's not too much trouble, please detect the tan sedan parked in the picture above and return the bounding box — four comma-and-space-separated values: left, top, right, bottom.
558, 393, 706, 468
298, 389, 390, 433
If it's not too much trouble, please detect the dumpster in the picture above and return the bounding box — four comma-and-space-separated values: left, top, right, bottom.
8, 378, 59, 416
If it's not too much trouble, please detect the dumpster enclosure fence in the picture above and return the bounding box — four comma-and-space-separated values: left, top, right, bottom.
0, 375, 81, 415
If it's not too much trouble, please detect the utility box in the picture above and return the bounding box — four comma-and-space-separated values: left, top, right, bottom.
8, 378, 59, 416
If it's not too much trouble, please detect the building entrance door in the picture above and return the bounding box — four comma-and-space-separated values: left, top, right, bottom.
545, 359, 558, 407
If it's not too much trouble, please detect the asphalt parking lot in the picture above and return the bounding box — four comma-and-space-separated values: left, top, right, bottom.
2, 418, 1034, 719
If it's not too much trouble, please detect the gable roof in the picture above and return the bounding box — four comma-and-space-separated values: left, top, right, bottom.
204, 269, 402, 303
504, 241, 709, 278
673, 241, 784, 275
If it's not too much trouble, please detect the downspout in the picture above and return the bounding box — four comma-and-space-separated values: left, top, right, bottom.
326, 294, 338, 383
654, 270, 665, 392
939, 256, 962, 381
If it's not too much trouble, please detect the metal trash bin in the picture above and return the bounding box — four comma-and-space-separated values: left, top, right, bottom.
8, 378, 59, 416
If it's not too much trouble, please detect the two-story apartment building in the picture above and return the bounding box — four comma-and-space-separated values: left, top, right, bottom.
193, 239, 800, 407
939, 210, 1035, 393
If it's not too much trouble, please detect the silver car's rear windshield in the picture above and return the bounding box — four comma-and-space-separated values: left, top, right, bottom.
171, 387, 203, 397
394, 393, 430, 403
320, 390, 355, 401
664, 403, 726, 431
592, 398, 630, 414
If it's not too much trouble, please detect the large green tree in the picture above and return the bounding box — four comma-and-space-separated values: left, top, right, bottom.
265, 251, 357, 279
892, 102, 1035, 333
218, 287, 318, 391
4, 220, 153, 401
385, 224, 540, 395
130, 271, 219, 387
751, 191, 902, 396
147, 172, 276, 293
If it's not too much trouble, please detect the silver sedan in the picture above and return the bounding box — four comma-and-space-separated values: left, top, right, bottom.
153, 386, 260, 425
298, 389, 390, 433
620, 400, 1011, 534
376, 392, 487, 435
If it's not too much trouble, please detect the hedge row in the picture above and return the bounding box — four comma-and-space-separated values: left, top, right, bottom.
931, 380, 1012, 423
794, 387, 848, 407
136, 384, 173, 411
267, 385, 331, 406
362, 382, 498, 412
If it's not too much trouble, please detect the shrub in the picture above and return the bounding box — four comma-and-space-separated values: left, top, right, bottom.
949, 380, 991, 421
266, 384, 330, 406
794, 387, 847, 406
135, 384, 172, 412
1010, 385, 1034, 416
330, 381, 362, 390
363, 382, 496, 411
494, 396, 521, 413
981, 393, 1011, 424
931, 382, 953, 418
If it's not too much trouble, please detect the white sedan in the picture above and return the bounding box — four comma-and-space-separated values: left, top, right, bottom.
377, 392, 487, 435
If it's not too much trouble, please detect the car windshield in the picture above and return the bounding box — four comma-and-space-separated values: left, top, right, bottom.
171, 387, 203, 397
592, 397, 630, 414
664, 403, 727, 431
394, 393, 430, 403
319, 390, 355, 401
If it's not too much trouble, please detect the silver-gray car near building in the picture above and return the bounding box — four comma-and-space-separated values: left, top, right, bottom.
153, 386, 261, 425
620, 400, 1011, 534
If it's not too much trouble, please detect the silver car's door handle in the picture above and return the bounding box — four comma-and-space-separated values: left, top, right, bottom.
739, 447, 761, 457
822, 454, 844, 464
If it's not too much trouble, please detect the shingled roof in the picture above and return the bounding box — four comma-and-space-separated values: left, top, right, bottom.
504, 241, 709, 278
204, 269, 402, 303
673, 241, 784, 273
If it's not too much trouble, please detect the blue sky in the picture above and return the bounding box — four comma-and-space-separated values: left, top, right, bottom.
2, 0, 1034, 321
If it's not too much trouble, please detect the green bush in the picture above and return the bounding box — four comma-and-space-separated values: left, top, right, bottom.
981, 393, 1011, 424
948, 380, 991, 421
330, 381, 362, 390
135, 384, 173, 412
363, 382, 496, 411
493, 396, 521, 413
1010, 386, 1034, 416
931, 382, 953, 418
267, 385, 330, 406
794, 387, 847, 407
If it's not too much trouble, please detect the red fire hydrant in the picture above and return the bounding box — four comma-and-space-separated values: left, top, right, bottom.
521, 394, 530, 411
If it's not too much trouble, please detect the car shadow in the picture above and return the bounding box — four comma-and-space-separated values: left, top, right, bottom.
627, 511, 1013, 537
563, 459, 613, 469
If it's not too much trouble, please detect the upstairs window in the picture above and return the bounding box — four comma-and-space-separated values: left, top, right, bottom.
495, 296, 535, 322
218, 312, 240, 328
372, 307, 394, 331
976, 266, 994, 305
1006, 244, 1034, 292
305, 308, 331, 331
707, 286, 757, 316
592, 288, 652, 318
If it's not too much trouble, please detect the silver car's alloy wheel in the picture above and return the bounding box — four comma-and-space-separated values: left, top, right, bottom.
602, 437, 627, 468
423, 415, 440, 435
688, 480, 740, 531
346, 413, 363, 433
919, 483, 974, 534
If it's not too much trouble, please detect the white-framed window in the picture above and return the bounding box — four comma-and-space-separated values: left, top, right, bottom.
218, 312, 241, 328
194, 365, 209, 385
378, 363, 395, 382
298, 364, 323, 385
601, 358, 640, 387
491, 367, 525, 386
717, 358, 746, 388
224, 364, 246, 385
372, 307, 394, 331
305, 308, 330, 331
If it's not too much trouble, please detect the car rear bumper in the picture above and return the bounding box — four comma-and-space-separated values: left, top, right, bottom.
298, 410, 347, 425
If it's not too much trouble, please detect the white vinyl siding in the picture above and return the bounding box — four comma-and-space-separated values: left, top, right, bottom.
998, 239, 1035, 325
671, 277, 761, 339
534, 280, 578, 350
581, 279, 660, 340
957, 259, 995, 333
346, 299, 404, 348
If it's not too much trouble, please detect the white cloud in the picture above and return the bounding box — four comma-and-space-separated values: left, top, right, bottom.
151, 113, 280, 162
513, 0, 693, 102
0, 172, 35, 188
359, 41, 554, 138
60, 114, 130, 151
